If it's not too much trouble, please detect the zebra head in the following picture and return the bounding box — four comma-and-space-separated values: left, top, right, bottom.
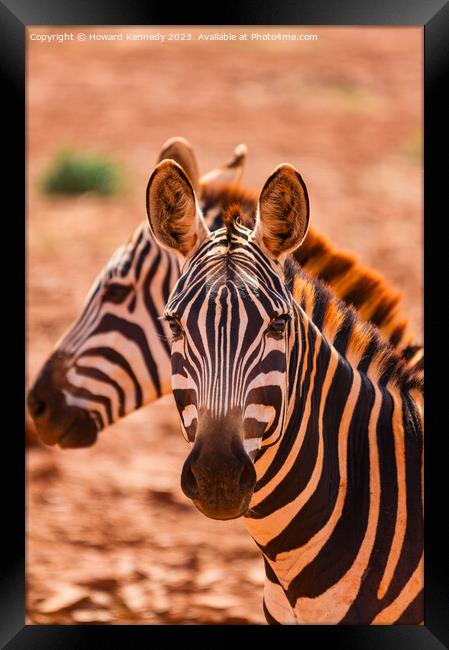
27, 223, 179, 448
147, 159, 309, 519
27, 138, 248, 449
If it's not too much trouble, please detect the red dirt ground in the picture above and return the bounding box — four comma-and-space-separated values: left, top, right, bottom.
26, 27, 422, 625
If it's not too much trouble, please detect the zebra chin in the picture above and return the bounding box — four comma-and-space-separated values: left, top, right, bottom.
191, 493, 254, 521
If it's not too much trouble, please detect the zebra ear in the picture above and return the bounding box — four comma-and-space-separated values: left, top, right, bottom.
253, 163, 309, 260
199, 143, 247, 186
156, 136, 200, 195
147, 160, 209, 258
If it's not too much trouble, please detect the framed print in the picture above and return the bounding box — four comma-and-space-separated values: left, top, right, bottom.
2, 0, 447, 647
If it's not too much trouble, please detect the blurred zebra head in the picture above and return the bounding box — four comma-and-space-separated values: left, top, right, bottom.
147, 159, 309, 519
27, 138, 249, 449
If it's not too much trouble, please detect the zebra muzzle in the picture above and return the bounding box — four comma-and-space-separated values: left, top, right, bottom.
180, 435, 256, 520
27, 351, 98, 448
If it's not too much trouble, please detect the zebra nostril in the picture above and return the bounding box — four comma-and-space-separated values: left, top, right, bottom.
239, 460, 257, 492
28, 398, 47, 419
181, 463, 199, 499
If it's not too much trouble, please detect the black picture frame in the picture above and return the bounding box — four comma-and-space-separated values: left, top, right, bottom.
4, 0, 448, 647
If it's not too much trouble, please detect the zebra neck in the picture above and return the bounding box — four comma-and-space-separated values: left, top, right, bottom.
246, 306, 423, 623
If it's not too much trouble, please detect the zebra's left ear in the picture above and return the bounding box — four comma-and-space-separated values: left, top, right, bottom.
253, 163, 309, 260
156, 136, 200, 195
146, 160, 210, 258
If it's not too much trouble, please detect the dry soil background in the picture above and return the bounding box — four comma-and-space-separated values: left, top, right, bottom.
27, 27, 422, 625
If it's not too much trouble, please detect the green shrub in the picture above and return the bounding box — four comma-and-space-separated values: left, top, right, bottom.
41, 148, 122, 196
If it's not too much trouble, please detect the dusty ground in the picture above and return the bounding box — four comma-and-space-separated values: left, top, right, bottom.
26, 27, 422, 625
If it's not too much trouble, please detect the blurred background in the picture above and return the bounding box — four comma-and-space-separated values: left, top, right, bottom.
27, 26, 422, 624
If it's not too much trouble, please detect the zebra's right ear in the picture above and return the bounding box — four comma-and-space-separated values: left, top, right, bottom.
146, 160, 210, 258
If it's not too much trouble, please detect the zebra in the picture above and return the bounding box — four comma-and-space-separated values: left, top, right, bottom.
28, 137, 422, 449
145, 159, 424, 624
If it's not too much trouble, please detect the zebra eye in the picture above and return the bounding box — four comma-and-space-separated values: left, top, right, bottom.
267, 315, 290, 338
166, 317, 184, 340
104, 283, 132, 304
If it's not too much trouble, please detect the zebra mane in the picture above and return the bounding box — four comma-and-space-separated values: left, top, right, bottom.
223, 203, 245, 246
284, 256, 423, 392
200, 180, 258, 228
